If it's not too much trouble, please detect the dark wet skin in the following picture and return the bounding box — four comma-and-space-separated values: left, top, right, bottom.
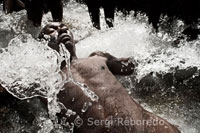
0, 23, 181, 133
38, 22, 180, 133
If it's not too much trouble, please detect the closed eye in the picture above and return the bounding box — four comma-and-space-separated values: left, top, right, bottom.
46, 28, 55, 34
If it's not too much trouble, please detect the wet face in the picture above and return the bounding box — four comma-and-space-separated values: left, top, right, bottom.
39, 23, 76, 61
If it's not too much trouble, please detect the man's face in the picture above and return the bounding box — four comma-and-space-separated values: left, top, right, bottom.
39, 23, 76, 60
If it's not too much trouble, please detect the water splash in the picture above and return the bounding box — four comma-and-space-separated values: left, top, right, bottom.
0, 1, 200, 133
0, 34, 60, 99
0, 34, 72, 132
0, 33, 99, 132
81, 102, 92, 113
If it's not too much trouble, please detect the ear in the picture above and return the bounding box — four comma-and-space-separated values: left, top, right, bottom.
16, 0, 25, 8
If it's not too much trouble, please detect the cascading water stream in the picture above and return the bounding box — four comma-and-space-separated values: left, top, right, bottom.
0, 33, 99, 132
0, 1, 200, 133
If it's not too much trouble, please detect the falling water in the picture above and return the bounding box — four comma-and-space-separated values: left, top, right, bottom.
0, 1, 200, 133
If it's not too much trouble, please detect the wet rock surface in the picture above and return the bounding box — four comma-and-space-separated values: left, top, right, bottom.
135, 67, 200, 100
0, 90, 49, 133
119, 67, 200, 132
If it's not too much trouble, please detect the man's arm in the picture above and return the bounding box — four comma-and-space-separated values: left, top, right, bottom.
89, 51, 135, 75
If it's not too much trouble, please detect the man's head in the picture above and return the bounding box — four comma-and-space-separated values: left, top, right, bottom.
39, 22, 77, 61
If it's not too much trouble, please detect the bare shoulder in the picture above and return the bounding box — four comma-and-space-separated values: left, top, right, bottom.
70, 56, 110, 79
89, 51, 135, 75
71, 56, 107, 70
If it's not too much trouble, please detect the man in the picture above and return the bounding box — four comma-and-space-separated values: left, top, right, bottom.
38, 22, 180, 133
3, 0, 63, 26
76, 0, 115, 29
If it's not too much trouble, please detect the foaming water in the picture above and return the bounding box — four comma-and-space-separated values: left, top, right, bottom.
66, 3, 200, 132
0, 34, 60, 99
0, 34, 70, 132
0, 1, 200, 133
76, 17, 200, 79
76, 22, 151, 58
